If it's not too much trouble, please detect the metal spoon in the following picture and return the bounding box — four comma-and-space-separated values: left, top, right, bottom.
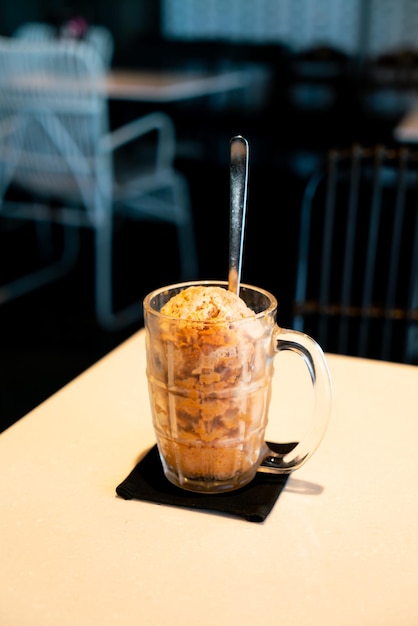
228, 135, 249, 295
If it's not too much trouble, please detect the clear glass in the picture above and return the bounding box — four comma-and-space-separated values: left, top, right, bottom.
144, 281, 332, 494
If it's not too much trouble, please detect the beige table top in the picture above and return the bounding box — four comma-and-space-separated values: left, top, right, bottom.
105, 68, 254, 101
1, 329, 418, 626
394, 103, 418, 142
8, 67, 255, 103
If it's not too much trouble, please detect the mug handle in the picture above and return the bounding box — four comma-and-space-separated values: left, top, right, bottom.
258, 327, 332, 474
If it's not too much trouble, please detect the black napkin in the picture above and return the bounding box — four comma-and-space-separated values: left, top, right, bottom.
116, 442, 296, 523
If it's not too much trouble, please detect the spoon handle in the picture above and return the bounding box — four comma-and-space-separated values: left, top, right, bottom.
228, 135, 249, 295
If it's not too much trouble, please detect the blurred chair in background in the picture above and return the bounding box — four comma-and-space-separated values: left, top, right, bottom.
13, 21, 114, 69
0, 36, 198, 331
293, 144, 418, 364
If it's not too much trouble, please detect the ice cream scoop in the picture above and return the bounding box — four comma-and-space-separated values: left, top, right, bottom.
160, 284, 254, 321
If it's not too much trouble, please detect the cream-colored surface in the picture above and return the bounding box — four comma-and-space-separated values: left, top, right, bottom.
1, 329, 417, 626
105, 68, 254, 102
394, 104, 418, 142
10, 68, 254, 103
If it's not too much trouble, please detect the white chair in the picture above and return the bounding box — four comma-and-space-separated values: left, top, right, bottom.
13, 21, 114, 68
0, 36, 198, 331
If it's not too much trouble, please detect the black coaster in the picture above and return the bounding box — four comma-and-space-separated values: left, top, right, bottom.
116, 442, 296, 523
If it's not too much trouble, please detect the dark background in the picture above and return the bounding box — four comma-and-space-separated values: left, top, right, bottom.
0, 1, 414, 431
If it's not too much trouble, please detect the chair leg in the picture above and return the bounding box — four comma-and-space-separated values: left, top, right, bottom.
94, 219, 143, 331
406, 276, 418, 363
406, 324, 418, 364
172, 174, 199, 280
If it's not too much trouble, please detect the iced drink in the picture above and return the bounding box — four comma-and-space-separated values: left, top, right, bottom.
145, 283, 274, 492
144, 280, 332, 493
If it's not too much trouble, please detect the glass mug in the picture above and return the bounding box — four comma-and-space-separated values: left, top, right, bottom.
144, 281, 332, 494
